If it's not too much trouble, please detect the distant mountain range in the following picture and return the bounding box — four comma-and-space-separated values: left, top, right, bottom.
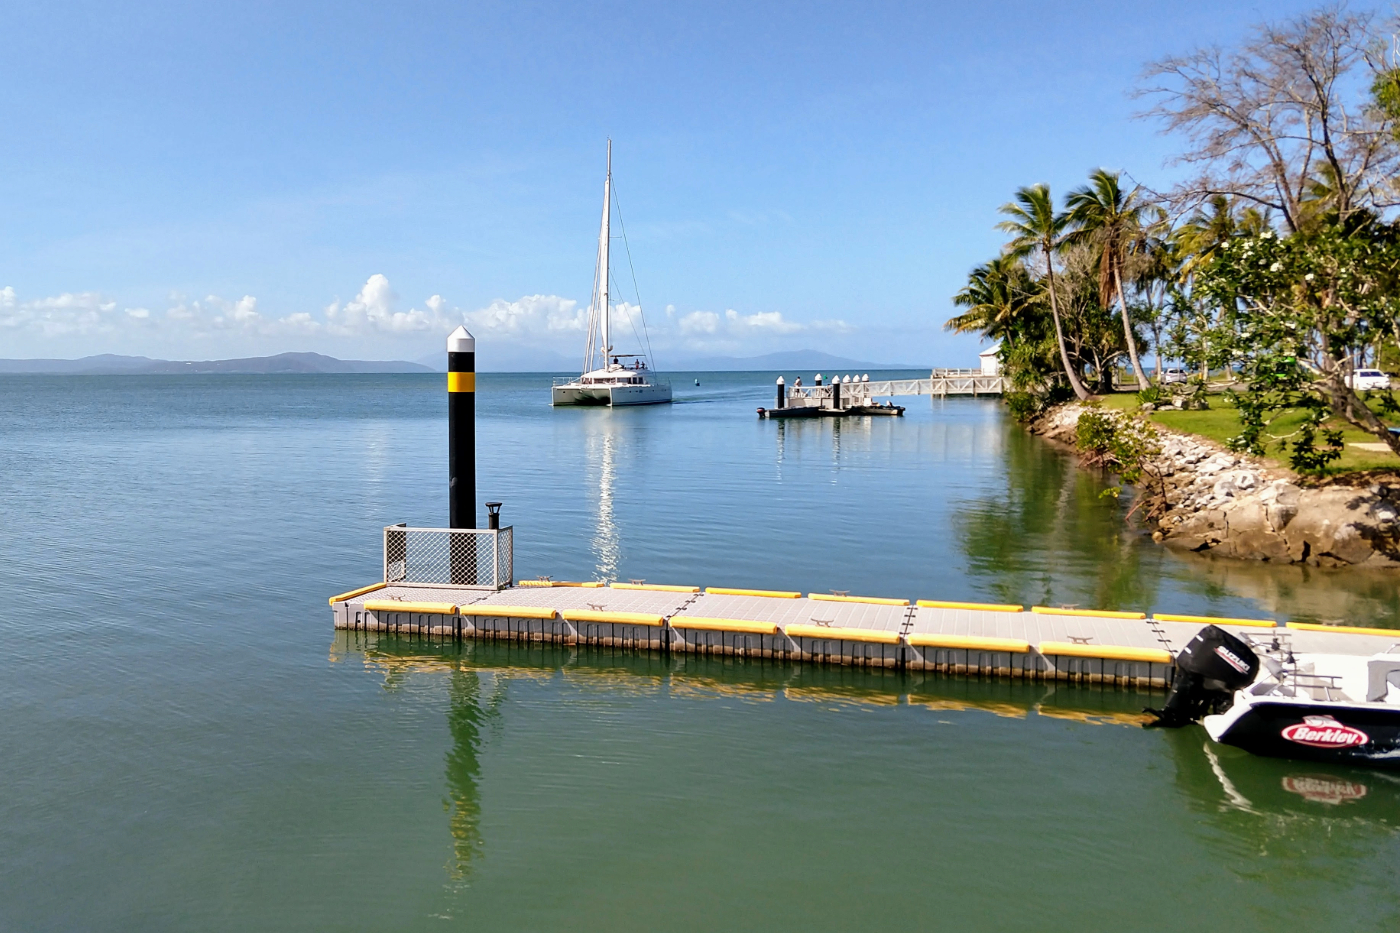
2, 348, 923, 376
414, 348, 923, 373
0, 352, 433, 375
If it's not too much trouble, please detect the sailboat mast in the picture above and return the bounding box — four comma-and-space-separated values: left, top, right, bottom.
600, 140, 611, 366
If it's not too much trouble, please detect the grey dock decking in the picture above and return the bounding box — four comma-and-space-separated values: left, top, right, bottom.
330, 582, 1400, 690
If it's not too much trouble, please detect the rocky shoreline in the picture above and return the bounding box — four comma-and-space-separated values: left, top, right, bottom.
1029, 403, 1400, 568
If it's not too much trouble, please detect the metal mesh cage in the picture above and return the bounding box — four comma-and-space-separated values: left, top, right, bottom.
383, 526, 513, 589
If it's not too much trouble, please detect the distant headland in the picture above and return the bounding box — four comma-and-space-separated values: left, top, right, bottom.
2, 349, 924, 375
0, 352, 433, 375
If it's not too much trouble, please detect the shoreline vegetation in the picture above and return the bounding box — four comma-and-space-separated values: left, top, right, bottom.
949, 6, 1400, 568
1032, 397, 1400, 567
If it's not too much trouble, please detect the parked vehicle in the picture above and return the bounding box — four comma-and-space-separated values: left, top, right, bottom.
1347, 369, 1392, 391
1161, 368, 1189, 385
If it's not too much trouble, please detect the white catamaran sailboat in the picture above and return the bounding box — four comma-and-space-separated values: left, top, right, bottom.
552, 142, 671, 407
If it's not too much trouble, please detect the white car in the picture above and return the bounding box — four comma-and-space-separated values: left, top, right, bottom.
1347, 369, 1392, 391
1161, 368, 1189, 385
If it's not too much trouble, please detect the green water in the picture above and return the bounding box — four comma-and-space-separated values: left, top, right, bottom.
2, 373, 1397, 930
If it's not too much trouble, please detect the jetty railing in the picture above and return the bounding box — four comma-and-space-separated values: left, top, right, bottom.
927, 372, 1005, 396
783, 374, 1006, 406
383, 525, 513, 590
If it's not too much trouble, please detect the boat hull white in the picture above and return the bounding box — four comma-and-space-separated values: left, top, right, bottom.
552, 381, 672, 407
1205, 693, 1400, 771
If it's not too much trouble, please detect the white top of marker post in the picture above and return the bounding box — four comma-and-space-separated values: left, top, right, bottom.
447, 326, 475, 353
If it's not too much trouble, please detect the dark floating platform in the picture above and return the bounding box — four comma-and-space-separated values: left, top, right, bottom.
757, 404, 905, 419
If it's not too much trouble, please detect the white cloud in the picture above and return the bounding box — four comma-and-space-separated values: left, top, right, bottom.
323, 274, 452, 334
679, 310, 719, 335
0, 276, 856, 362
463, 294, 585, 337
0, 290, 129, 338
724, 308, 803, 333
672, 307, 848, 347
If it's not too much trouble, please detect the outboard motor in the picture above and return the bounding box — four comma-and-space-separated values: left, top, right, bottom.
1146, 625, 1259, 727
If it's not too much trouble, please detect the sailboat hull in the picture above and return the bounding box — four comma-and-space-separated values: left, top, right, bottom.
552, 382, 672, 407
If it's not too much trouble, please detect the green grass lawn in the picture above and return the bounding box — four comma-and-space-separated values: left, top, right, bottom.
1094, 391, 1400, 477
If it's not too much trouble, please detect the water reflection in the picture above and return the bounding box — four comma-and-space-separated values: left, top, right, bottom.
444, 667, 500, 880
949, 420, 1400, 625
332, 630, 1400, 923
585, 418, 620, 581
1164, 726, 1400, 825
1162, 726, 1400, 917
333, 630, 1159, 725
953, 424, 1165, 610
1179, 555, 1400, 626
766, 414, 898, 478
331, 636, 502, 881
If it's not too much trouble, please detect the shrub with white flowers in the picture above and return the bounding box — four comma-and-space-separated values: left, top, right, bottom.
1196, 220, 1400, 472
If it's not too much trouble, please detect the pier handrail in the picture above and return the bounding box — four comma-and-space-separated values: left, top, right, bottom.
383, 525, 513, 590
781, 374, 1006, 402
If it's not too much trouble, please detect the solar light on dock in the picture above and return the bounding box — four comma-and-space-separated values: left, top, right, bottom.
447, 326, 476, 530
776, 376, 785, 409
486, 501, 503, 530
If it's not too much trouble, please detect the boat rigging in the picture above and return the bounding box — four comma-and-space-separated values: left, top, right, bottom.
552, 141, 672, 407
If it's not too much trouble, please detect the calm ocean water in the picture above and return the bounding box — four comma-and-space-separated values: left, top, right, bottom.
2, 371, 1398, 931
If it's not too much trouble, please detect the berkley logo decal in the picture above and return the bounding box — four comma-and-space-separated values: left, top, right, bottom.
1214, 645, 1251, 674
1281, 716, 1370, 748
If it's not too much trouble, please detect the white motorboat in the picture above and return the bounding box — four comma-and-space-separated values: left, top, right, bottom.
1149, 624, 1400, 770
552, 141, 671, 408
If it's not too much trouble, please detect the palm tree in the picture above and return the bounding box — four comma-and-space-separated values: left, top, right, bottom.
997, 184, 1090, 400
1065, 169, 1149, 390
1172, 195, 1238, 280
945, 254, 1035, 343
1132, 207, 1175, 381
1171, 196, 1268, 381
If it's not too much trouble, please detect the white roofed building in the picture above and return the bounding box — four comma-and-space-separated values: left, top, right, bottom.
979, 344, 1001, 376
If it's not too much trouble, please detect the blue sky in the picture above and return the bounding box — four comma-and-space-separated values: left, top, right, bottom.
0, 0, 1355, 367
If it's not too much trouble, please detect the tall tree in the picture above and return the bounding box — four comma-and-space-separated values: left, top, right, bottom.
945, 254, 1036, 343
997, 184, 1091, 400
1172, 195, 1242, 279
1066, 169, 1151, 390
1130, 207, 1175, 381
1172, 195, 1242, 380
1137, 7, 1399, 232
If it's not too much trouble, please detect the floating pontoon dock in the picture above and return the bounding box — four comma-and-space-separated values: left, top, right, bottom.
330, 562, 1400, 690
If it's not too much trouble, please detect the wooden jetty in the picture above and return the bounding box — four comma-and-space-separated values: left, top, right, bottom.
330, 564, 1399, 690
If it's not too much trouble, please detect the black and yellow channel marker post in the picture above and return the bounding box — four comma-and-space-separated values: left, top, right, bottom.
447, 326, 477, 584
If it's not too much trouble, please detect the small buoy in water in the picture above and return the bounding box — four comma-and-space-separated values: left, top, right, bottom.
694, 379, 700, 385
